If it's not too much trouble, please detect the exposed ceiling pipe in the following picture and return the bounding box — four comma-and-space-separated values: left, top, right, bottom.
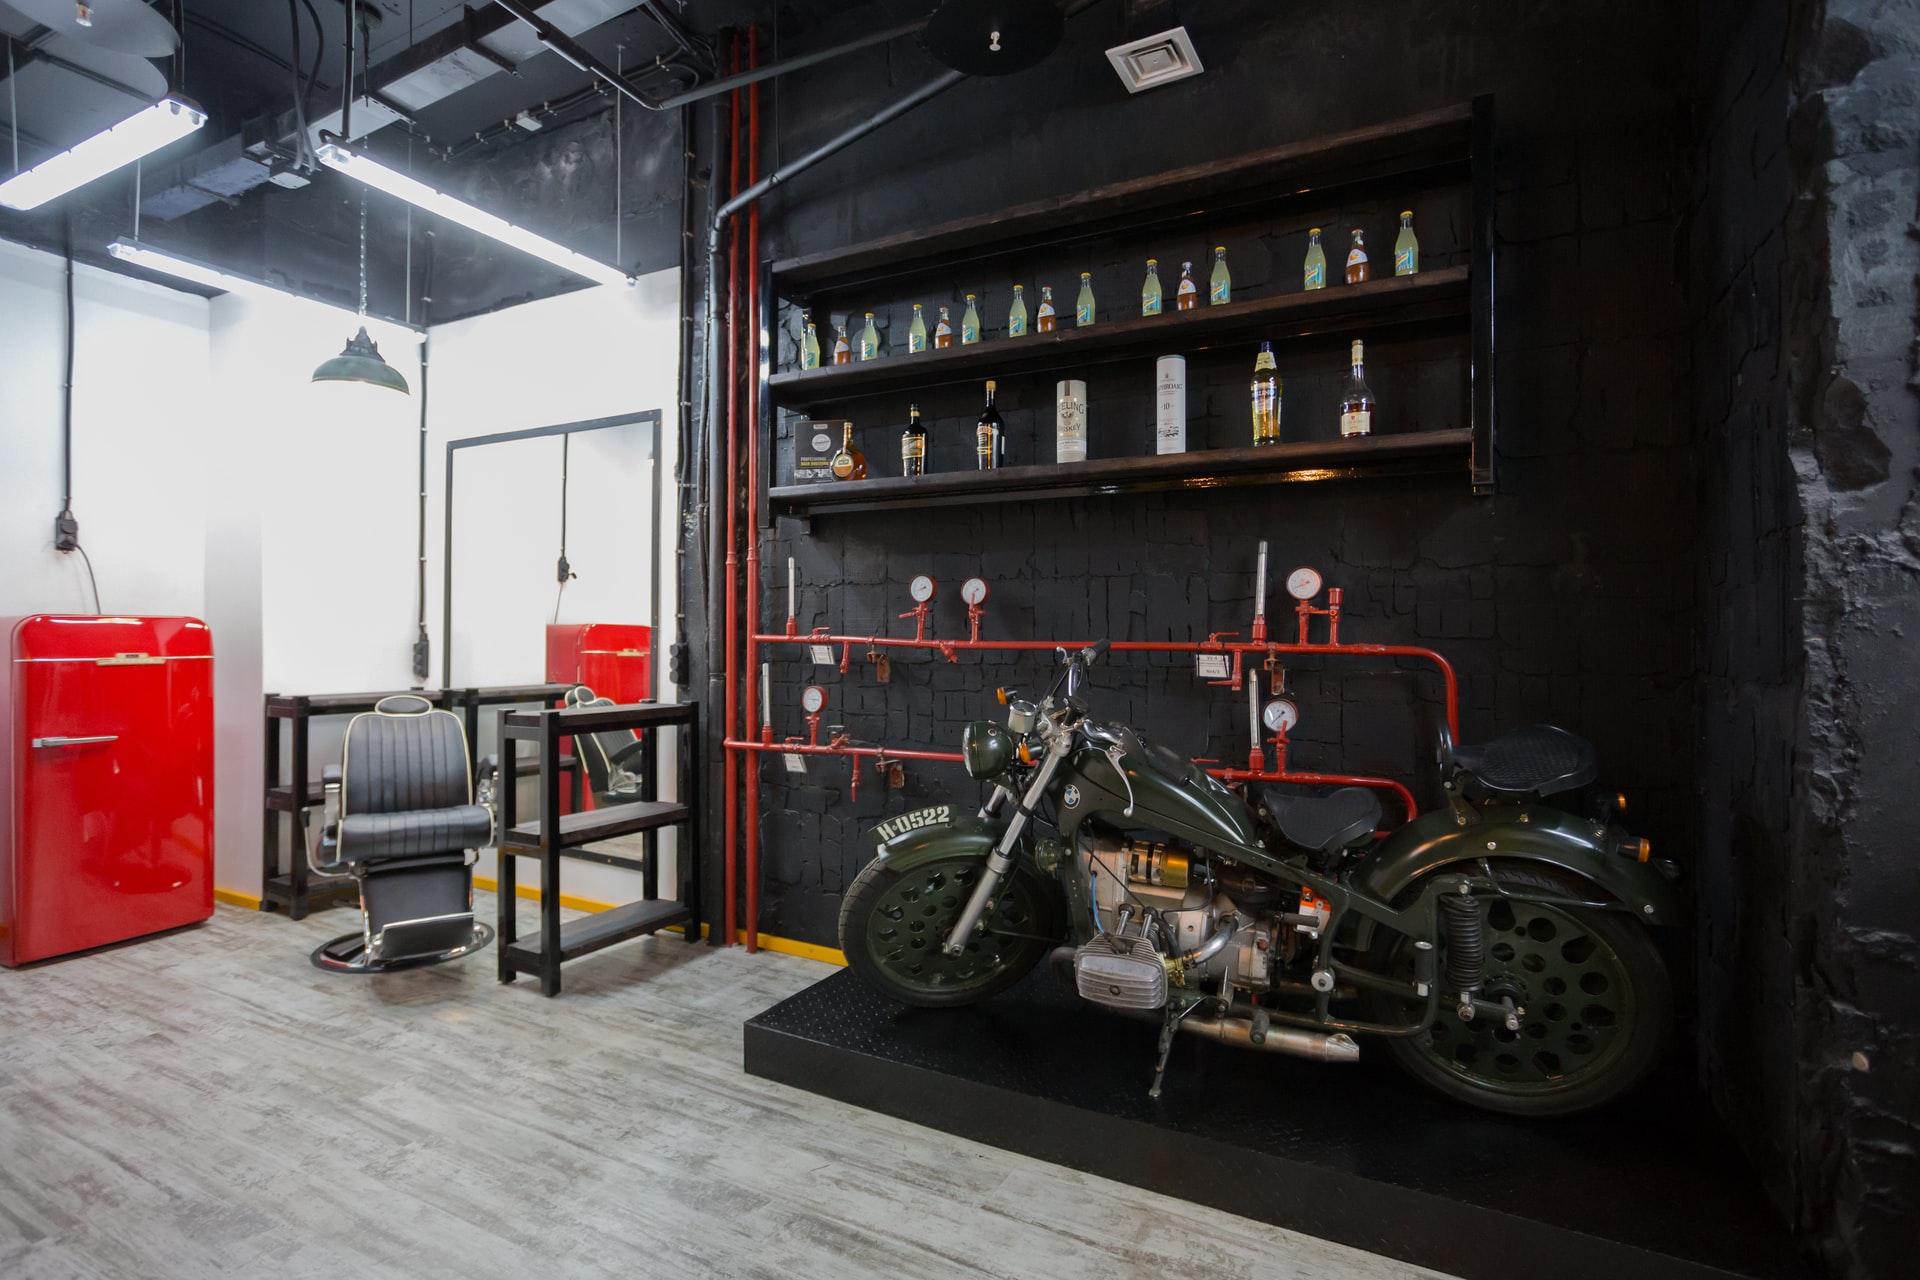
488, 0, 666, 111
650, 16, 933, 109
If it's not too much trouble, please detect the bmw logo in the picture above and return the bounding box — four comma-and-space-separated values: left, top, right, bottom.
1063, 785, 1081, 808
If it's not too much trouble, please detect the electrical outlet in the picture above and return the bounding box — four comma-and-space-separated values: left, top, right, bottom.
53, 512, 78, 552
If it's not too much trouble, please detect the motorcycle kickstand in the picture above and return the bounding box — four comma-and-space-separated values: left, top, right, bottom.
1148, 1004, 1194, 1100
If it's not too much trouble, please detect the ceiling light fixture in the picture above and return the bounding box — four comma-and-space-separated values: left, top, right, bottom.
316, 139, 632, 288
0, 95, 205, 211
312, 190, 411, 394
105, 236, 424, 345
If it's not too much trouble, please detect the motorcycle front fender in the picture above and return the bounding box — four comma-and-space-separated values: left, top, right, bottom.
869, 809, 1010, 876
1359, 805, 1685, 926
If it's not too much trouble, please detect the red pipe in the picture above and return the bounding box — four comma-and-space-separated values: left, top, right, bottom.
728, 739, 966, 764
742, 27, 762, 954
720, 33, 741, 946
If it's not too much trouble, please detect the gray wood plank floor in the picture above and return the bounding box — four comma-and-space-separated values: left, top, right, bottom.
1, 896, 1454, 1280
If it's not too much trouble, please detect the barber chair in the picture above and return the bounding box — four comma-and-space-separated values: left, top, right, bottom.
307, 694, 497, 973
563, 684, 652, 806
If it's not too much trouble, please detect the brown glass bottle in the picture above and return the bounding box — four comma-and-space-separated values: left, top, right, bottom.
901, 404, 928, 477
1345, 229, 1370, 284
976, 380, 1004, 471
830, 422, 867, 480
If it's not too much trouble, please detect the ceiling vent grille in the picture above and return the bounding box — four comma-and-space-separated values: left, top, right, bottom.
1104, 25, 1204, 94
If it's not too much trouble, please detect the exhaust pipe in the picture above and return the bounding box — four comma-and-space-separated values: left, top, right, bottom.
1179, 1016, 1361, 1063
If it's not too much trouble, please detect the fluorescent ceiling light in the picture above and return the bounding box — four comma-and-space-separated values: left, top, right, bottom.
0, 96, 206, 211
315, 140, 631, 288
106, 237, 425, 345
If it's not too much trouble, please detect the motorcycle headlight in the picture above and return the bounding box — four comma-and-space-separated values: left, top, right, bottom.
962, 721, 1015, 779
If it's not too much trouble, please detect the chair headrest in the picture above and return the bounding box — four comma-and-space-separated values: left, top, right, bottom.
374, 694, 435, 716
563, 685, 597, 708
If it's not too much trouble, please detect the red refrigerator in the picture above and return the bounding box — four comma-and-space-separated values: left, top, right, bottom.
0, 615, 215, 967
544, 622, 654, 703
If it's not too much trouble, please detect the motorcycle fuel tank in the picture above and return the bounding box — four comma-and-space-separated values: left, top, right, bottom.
1054, 746, 1262, 852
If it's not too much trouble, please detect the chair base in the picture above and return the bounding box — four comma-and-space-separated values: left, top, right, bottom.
310, 923, 496, 974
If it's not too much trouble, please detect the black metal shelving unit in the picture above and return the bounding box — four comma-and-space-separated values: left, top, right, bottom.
495, 700, 701, 997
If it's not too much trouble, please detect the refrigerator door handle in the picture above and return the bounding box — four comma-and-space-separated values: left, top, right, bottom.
31, 735, 120, 748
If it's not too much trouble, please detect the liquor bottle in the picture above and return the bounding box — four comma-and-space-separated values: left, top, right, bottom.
801, 312, 821, 370
1339, 340, 1375, 437
832, 321, 852, 364
1303, 228, 1327, 291
1251, 342, 1281, 446
1075, 272, 1095, 327
1394, 211, 1419, 276
1209, 246, 1231, 305
1036, 286, 1058, 332
1141, 259, 1163, 317
1345, 229, 1369, 284
1008, 285, 1029, 337
859, 312, 881, 361
1175, 261, 1198, 311
901, 403, 928, 477
1056, 379, 1087, 463
830, 421, 867, 480
976, 379, 1004, 470
934, 305, 954, 349
961, 294, 981, 345
908, 304, 928, 353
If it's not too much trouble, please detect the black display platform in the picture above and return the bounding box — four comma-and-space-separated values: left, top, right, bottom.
745, 968, 1809, 1280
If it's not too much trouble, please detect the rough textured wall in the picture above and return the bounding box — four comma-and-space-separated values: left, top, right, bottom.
1695, 0, 1920, 1273
739, 0, 1699, 953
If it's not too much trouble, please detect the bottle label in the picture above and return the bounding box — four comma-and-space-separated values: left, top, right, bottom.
1009, 315, 1026, 336
1076, 302, 1094, 325
977, 426, 996, 465
1395, 248, 1416, 275
1340, 410, 1372, 437
1305, 263, 1324, 289
860, 338, 877, 360
1142, 294, 1160, 316
962, 323, 978, 344
1347, 247, 1368, 268
902, 436, 925, 471
909, 332, 926, 353
832, 452, 856, 479
802, 350, 818, 370
1210, 280, 1229, 305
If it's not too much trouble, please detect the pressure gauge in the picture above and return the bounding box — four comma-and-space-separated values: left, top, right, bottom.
800, 685, 827, 714
1262, 698, 1299, 734
961, 577, 990, 605
909, 574, 937, 603
1285, 567, 1323, 601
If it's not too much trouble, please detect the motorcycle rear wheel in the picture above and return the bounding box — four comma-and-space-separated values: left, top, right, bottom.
1367, 863, 1671, 1117
839, 855, 1060, 1008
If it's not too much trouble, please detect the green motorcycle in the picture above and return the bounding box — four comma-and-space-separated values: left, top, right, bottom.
839, 641, 1682, 1117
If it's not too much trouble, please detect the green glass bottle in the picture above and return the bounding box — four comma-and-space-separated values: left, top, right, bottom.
801, 311, 820, 369
1209, 246, 1231, 305
908, 303, 928, 353
1303, 228, 1327, 291
961, 294, 981, 345
1141, 259, 1163, 317
1008, 285, 1028, 336
858, 312, 880, 361
1394, 211, 1419, 276
1075, 272, 1095, 327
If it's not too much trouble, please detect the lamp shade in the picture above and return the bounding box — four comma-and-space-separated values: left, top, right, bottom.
312, 326, 410, 394
925, 0, 1065, 75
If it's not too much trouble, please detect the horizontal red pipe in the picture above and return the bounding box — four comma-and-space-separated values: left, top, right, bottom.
726, 738, 965, 763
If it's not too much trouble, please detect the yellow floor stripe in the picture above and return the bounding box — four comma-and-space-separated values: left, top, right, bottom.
214, 888, 262, 910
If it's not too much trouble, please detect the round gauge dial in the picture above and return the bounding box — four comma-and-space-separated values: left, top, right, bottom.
1262, 698, 1299, 733
961, 577, 989, 605
1285, 567, 1323, 601
909, 574, 937, 603
800, 685, 827, 714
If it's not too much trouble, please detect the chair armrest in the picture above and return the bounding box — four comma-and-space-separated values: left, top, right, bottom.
306, 768, 348, 877
323, 764, 342, 787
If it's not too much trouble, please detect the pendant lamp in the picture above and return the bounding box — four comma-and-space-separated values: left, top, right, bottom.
313, 190, 410, 394
924, 0, 1065, 76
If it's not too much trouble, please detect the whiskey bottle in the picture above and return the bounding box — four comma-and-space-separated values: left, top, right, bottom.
830, 421, 867, 480
908, 304, 928, 353
976, 379, 1004, 470
1209, 246, 1231, 305
901, 403, 927, 477
1175, 261, 1198, 311
859, 312, 881, 361
1075, 272, 1095, 327
1394, 211, 1419, 276
801, 312, 821, 370
1142, 259, 1163, 317
832, 321, 852, 364
1036, 286, 1058, 333
961, 294, 981, 345
1008, 285, 1029, 336
1339, 340, 1375, 437
1303, 228, 1327, 291
1056, 379, 1087, 464
1251, 342, 1281, 446
1345, 229, 1369, 284
934, 305, 954, 349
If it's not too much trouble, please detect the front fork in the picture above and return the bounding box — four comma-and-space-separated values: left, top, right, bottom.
941, 735, 1070, 955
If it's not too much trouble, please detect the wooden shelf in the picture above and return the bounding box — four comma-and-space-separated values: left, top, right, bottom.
501, 800, 693, 850
769, 429, 1473, 517
502, 898, 692, 968
768, 267, 1468, 408
772, 103, 1473, 295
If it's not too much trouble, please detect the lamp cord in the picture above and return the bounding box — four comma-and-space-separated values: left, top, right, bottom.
7, 39, 16, 174
553, 434, 573, 623
61, 238, 74, 517
357, 189, 368, 316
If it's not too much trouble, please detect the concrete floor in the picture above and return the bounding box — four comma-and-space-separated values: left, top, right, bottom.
1, 894, 1453, 1279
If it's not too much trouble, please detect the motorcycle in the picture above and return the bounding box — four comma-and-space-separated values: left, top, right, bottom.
839, 641, 1682, 1116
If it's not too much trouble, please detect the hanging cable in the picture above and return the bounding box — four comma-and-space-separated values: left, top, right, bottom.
553, 434, 575, 624
8, 38, 17, 174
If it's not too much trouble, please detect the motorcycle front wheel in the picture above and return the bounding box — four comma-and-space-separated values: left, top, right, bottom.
1367, 863, 1672, 1117
839, 855, 1061, 1008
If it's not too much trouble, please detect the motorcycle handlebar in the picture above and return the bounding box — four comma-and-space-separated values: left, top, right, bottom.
1082, 639, 1110, 665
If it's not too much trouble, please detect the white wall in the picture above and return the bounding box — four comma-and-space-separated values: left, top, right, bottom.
0, 239, 210, 619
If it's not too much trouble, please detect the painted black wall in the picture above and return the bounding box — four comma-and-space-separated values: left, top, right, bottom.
1693, 0, 1920, 1274
742, 0, 1698, 959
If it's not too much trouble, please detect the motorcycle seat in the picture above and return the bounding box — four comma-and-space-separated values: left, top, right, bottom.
1453, 724, 1596, 797
1256, 785, 1383, 854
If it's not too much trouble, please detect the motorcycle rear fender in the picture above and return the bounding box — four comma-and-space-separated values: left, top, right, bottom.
868, 811, 1009, 876
1360, 806, 1684, 925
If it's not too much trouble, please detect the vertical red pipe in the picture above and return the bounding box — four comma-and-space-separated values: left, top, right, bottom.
721, 32, 742, 946
742, 25, 763, 954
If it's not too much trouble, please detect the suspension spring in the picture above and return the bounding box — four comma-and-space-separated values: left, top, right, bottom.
1438, 890, 1484, 995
